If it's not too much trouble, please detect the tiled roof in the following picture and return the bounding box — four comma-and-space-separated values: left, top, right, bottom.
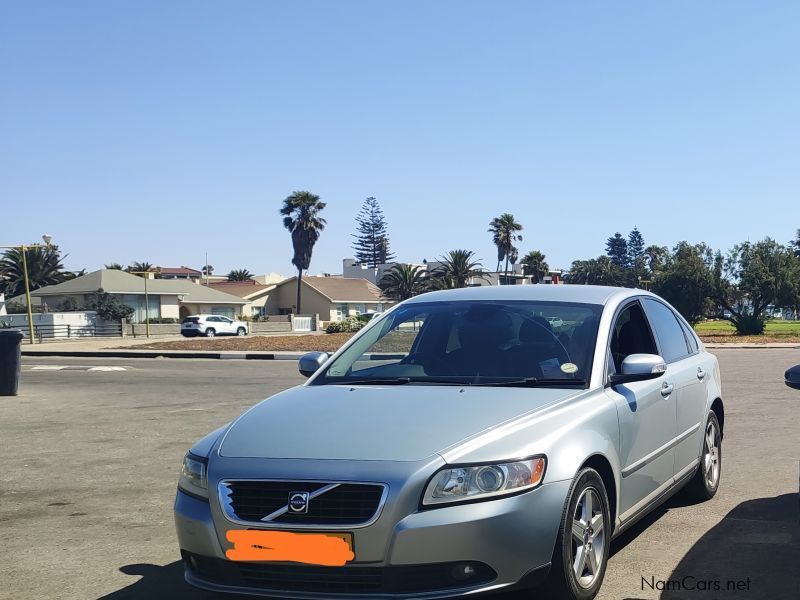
208, 281, 273, 299
287, 276, 389, 302
30, 270, 247, 304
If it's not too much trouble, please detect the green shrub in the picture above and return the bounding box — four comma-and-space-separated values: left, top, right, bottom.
326, 316, 365, 334
143, 317, 178, 324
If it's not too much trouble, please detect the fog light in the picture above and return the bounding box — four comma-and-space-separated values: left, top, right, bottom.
451, 563, 476, 581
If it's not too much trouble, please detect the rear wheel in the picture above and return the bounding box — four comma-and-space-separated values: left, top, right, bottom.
543, 468, 610, 600
205, 328, 216, 338
237, 327, 247, 336
682, 411, 721, 501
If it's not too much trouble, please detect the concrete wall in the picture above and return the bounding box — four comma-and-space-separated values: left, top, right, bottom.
250, 322, 292, 334
160, 295, 181, 319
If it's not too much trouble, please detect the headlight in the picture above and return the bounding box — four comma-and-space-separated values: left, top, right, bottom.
422, 457, 546, 506
178, 453, 208, 499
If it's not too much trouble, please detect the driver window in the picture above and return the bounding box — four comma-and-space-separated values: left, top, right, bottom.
609, 302, 657, 375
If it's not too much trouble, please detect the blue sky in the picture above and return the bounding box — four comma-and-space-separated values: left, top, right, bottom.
2, 1, 798, 276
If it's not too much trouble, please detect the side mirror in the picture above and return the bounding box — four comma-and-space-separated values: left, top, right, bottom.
785, 365, 800, 390
298, 351, 330, 378
610, 353, 667, 386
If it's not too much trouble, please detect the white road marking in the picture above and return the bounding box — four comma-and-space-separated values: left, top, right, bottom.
27, 365, 129, 372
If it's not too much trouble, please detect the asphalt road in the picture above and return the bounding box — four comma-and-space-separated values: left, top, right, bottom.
1, 350, 798, 600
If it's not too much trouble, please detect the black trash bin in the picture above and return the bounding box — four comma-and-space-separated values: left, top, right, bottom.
0, 329, 24, 396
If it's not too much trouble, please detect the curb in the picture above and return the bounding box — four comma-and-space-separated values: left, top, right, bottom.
21, 350, 305, 360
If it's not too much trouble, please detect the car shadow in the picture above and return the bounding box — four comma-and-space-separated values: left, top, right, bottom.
99, 494, 799, 600
661, 493, 799, 599
95, 563, 213, 600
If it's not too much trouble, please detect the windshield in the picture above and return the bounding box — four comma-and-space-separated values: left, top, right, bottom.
312, 300, 602, 387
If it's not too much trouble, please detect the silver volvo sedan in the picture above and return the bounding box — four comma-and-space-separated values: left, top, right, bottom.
174, 285, 723, 600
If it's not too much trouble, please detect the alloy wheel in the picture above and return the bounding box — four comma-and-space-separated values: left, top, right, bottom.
703, 420, 720, 488
571, 487, 605, 589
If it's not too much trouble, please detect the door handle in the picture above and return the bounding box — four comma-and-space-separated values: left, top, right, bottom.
661, 382, 674, 397
697, 367, 706, 381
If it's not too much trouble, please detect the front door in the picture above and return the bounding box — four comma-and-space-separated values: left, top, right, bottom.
605, 301, 677, 521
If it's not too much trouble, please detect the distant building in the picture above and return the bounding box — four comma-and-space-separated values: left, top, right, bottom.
148, 266, 203, 281
264, 276, 393, 324
28, 269, 247, 321
207, 280, 275, 317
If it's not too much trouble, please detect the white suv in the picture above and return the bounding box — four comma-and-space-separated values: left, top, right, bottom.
181, 315, 249, 338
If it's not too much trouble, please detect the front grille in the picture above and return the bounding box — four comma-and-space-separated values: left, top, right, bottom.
183, 552, 497, 594
222, 480, 385, 525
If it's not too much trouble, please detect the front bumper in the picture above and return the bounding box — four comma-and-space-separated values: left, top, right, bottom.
174, 476, 569, 598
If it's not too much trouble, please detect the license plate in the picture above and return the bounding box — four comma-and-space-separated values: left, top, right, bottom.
226, 530, 354, 566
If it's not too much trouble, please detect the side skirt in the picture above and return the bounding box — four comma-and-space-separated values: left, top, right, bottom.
611, 460, 698, 540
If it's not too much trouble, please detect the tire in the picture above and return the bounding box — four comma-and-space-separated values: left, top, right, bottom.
681, 411, 721, 502
544, 468, 611, 600
237, 327, 246, 337
205, 328, 216, 338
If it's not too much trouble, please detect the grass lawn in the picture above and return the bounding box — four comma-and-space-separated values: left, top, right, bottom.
694, 319, 800, 343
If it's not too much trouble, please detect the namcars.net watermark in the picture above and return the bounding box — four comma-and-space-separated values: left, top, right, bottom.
642, 575, 753, 592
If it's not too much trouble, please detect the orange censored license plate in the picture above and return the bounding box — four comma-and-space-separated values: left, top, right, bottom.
226, 530, 355, 566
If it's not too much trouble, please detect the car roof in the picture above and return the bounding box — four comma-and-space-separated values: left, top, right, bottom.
402, 284, 655, 307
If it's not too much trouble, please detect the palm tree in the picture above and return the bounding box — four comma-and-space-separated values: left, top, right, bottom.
488, 213, 523, 283
521, 250, 549, 283
227, 269, 254, 281
565, 256, 620, 286
280, 190, 327, 314
126, 262, 155, 277
379, 264, 428, 300
104, 262, 124, 270
0, 244, 73, 297
431, 250, 487, 289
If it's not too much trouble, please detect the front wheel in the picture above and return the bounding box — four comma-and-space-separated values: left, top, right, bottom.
682, 411, 721, 502
205, 328, 216, 338
237, 327, 247, 336
544, 468, 611, 600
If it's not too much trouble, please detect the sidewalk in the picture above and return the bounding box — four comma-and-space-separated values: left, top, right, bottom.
20, 336, 307, 360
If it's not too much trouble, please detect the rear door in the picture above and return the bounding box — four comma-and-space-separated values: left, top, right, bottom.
642, 298, 708, 477
218, 316, 235, 334
604, 300, 677, 520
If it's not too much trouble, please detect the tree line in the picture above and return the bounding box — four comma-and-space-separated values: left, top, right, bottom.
565, 228, 800, 334
3, 192, 798, 337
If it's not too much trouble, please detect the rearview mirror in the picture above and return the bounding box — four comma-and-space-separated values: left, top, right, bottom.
609, 353, 667, 386
298, 351, 330, 378
785, 365, 800, 390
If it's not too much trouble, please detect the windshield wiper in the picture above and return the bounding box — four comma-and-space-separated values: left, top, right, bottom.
333, 378, 412, 386
474, 378, 587, 388
330, 377, 474, 386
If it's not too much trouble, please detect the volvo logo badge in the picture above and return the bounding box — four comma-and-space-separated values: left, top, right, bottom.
288, 491, 309, 514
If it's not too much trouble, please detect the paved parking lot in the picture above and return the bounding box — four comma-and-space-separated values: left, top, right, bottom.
1, 350, 798, 600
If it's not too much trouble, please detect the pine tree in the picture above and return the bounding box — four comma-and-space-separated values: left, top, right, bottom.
606, 233, 629, 268
352, 197, 395, 267
627, 227, 646, 264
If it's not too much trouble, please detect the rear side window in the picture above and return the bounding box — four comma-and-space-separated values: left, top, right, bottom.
642, 299, 690, 363
679, 320, 699, 353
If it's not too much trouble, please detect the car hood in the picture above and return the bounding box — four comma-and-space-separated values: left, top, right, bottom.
218, 384, 581, 462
